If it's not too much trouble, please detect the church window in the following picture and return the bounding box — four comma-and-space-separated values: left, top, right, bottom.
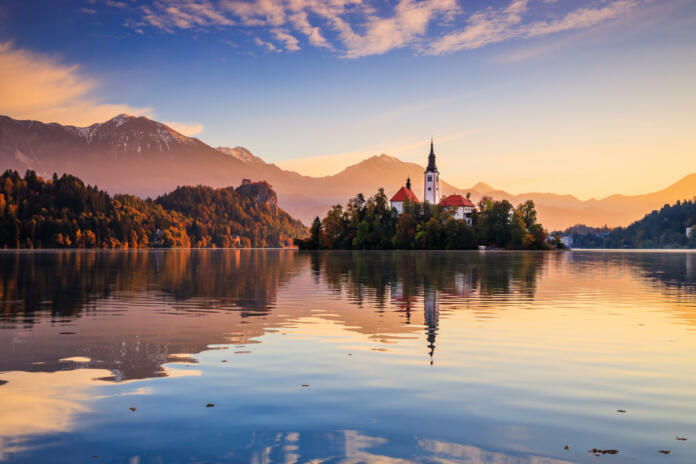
427, 175, 432, 181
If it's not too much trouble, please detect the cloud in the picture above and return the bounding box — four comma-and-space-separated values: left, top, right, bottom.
424, 0, 530, 55
104, 0, 128, 8
120, 0, 646, 58
163, 120, 205, 136
142, 0, 234, 31
0, 42, 150, 126
277, 130, 471, 176
524, 0, 637, 38
271, 28, 300, 51
425, 0, 639, 55
254, 36, 277, 51
222, 0, 288, 27
335, 0, 460, 58
289, 11, 333, 49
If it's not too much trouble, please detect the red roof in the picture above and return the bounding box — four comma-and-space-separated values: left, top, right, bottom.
439, 194, 475, 208
390, 186, 419, 202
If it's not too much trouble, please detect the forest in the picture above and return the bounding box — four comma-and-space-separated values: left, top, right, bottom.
295, 188, 550, 250
568, 199, 696, 249
0, 170, 307, 248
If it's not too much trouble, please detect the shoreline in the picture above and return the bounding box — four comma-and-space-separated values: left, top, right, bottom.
1, 248, 694, 253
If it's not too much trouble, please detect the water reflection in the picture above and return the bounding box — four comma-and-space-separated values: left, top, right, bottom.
0, 250, 695, 463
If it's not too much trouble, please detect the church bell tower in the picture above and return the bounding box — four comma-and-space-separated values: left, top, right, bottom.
424, 139, 440, 204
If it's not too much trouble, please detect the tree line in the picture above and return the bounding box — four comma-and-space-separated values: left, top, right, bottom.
567, 199, 696, 249
295, 188, 549, 250
0, 170, 307, 249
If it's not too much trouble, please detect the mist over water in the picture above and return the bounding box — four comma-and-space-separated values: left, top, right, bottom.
0, 250, 695, 463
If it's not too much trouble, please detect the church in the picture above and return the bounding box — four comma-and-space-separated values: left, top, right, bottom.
389, 140, 476, 225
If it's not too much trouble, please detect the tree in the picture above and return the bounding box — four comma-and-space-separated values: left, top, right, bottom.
296, 187, 550, 251
309, 216, 323, 249
0, 170, 307, 249
353, 220, 370, 249
517, 200, 538, 230
393, 213, 417, 249
322, 205, 346, 249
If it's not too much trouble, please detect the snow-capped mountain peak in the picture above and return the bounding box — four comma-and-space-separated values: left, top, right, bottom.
67, 114, 196, 151
217, 146, 266, 165
109, 114, 135, 127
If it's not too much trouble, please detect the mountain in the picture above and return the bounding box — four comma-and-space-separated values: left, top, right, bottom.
217, 146, 266, 166
1, 114, 694, 230
0, 114, 254, 198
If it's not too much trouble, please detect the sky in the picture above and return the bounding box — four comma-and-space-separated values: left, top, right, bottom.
0, 0, 695, 199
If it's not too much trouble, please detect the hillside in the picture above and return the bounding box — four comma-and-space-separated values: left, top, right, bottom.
2, 114, 695, 230
569, 200, 696, 249
0, 170, 306, 248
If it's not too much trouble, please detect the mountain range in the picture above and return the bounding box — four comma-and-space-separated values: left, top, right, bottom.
1, 113, 694, 230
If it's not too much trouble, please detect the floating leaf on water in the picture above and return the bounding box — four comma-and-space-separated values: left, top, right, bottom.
676, 436, 687, 441
564, 445, 569, 450
659, 450, 671, 455
589, 449, 618, 455
617, 409, 627, 413
301, 384, 309, 387
221, 360, 227, 363
129, 407, 136, 412
206, 403, 215, 408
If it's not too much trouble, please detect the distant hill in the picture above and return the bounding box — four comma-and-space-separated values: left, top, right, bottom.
0, 170, 306, 248
569, 199, 696, 249
2, 114, 695, 229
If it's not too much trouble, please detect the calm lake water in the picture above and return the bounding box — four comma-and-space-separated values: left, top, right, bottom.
0, 250, 695, 463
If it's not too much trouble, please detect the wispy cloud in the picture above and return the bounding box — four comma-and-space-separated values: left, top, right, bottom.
289, 11, 333, 49
112, 0, 647, 58
423, 0, 640, 55
333, 0, 460, 58
277, 129, 472, 177
0, 42, 150, 126
142, 0, 234, 31
163, 120, 205, 135
524, 0, 638, 38
424, 0, 528, 55
271, 28, 300, 51
254, 36, 277, 51
88, 0, 129, 9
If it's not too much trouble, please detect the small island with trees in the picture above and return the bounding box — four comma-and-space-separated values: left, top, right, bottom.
295, 188, 551, 250
296, 141, 552, 251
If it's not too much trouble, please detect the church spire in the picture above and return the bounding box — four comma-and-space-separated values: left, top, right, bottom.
426, 138, 438, 173
406, 177, 411, 190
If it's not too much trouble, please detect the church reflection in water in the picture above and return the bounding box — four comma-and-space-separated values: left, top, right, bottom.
1, 249, 696, 464
2, 249, 694, 380
391, 282, 440, 364
0, 249, 548, 379
424, 287, 439, 364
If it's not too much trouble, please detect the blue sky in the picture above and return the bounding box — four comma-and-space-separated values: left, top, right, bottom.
0, 0, 695, 197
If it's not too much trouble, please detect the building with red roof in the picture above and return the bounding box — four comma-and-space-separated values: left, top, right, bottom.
439, 194, 476, 225
390, 177, 419, 214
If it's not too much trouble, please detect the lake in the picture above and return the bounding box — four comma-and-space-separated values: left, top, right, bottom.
0, 249, 694, 463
